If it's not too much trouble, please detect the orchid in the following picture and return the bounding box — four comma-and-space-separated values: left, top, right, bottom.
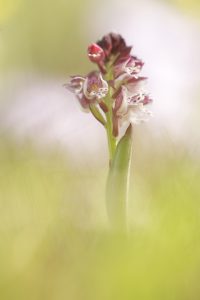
66, 33, 153, 230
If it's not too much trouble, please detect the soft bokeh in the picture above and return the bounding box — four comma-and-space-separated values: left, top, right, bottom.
1, 0, 200, 299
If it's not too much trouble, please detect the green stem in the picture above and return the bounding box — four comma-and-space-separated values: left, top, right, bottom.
104, 86, 117, 164
102, 66, 132, 231
103, 66, 117, 163
105, 109, 116, 163
89, 104, 106, 126
106, 125, 132, 231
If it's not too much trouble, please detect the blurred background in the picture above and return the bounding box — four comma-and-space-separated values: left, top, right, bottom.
0, 0, 200, 299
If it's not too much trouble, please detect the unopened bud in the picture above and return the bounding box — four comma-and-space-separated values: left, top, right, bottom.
87, 43, 105, 63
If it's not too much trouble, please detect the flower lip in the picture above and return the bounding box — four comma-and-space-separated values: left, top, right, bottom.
125, 56, 144, 75
127, 92, 152, 106
113, 56, 144, 79
112, 84, 153, 131
83, 71, 108, 101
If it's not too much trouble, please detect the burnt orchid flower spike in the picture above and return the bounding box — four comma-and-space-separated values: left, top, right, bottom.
65, 33, 153, 230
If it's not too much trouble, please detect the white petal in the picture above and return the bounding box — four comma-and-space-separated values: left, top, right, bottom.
129, 106, 153, 124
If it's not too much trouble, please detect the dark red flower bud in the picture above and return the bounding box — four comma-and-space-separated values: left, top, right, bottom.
97, 33, 131, 63
87, 43, 105, 63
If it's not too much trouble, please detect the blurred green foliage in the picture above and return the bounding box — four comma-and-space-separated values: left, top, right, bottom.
1, 139, 200, 300
0, 0, 92, 74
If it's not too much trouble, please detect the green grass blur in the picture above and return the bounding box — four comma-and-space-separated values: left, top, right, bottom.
1, 0, 200, 299
1, 136, 200, 299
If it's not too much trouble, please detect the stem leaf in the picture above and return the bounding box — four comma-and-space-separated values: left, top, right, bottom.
106, 125, 132, 229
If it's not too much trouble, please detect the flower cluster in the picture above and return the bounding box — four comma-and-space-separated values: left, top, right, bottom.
66, 33, 152, 137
